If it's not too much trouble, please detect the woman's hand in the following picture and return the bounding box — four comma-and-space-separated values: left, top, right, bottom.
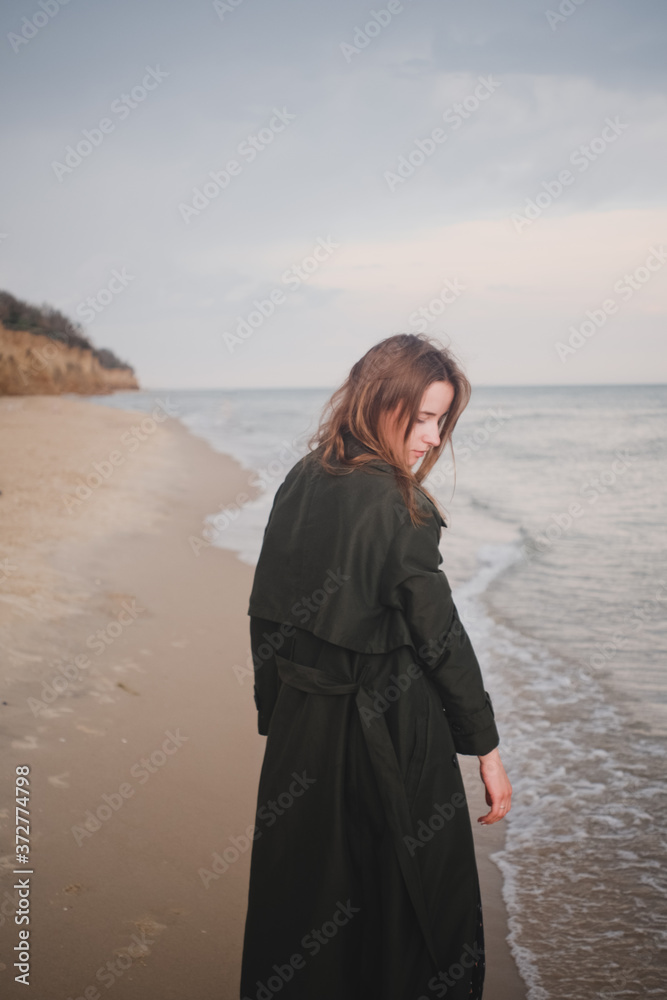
476, 747, 512, 825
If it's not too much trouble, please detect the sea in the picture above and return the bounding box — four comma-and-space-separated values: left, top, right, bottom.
82, 384, 667, 999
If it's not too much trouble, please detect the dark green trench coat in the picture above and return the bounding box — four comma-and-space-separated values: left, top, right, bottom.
239, 437, 499, 1000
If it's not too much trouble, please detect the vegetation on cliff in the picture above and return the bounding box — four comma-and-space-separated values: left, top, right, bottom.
0, 291, 134, 370
0, 290, 139, 396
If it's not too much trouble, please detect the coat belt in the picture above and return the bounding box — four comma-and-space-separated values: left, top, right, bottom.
274, 651, 442, 972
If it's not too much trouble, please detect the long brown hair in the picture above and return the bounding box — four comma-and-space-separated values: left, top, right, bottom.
307, 333, 472, 527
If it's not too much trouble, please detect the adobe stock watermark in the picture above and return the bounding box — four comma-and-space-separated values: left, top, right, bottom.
198, 771, 317, 887
8, 0, 73, 54
233, 623, 295, 686
417, 613, 467, 671
384, 76, 501, 192
27, 599, 146, 716
404, 793, 468, 857
61, 397, 179, 514
359, 663, 424, 726
241, 899, 360, 999
450, 409, 509, 465
555, 246, 667, 362
418, 941, 485, 998
545, 0, 588, 31
51, 65, 169, 181
179, 107, 296, 224
189, 488, 253, 555
389, 409, 509, 508
70, 729, 188, 845
75, 267, 135, 324
420, 408, 509, 492
510, 116, 629, 233
233, 567, 352, 685
189, 436, 309, 555
406, 279, 467, 332
61, 924, 158, 997
340, 0, 413, 63
222, 236, 339, 353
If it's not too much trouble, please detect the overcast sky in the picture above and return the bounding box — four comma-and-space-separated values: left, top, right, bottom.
1, 0, 665, 388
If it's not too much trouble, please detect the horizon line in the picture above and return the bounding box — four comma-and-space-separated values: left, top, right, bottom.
132, 381, 667, 392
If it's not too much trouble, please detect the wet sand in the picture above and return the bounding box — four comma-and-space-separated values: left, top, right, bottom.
0, 395, 525, 999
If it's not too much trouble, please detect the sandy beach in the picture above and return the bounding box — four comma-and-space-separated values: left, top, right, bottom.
0, 395, 525, 999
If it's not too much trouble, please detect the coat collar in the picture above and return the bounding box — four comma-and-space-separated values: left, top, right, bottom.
343, 433, 394, 473
341, 433, 446, 527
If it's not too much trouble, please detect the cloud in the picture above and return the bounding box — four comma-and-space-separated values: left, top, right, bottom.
0, 0, 664, 386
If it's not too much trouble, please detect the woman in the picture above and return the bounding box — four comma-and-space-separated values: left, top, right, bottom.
239, 334, 511, 1000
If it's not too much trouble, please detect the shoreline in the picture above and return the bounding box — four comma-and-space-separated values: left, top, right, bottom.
0, 395, 525, 998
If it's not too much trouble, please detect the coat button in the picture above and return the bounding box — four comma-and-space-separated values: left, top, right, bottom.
451, 754, 458, 769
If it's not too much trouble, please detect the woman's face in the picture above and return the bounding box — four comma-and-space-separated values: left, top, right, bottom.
402, 381, 455, 466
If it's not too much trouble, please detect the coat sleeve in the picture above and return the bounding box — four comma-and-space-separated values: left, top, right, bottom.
248, 482, 290, 735
380, 500, 499, 756
249, 615, 284, 736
